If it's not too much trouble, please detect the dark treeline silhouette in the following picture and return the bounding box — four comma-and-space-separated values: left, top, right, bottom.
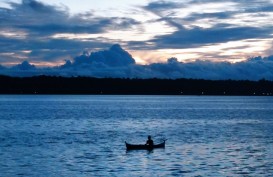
0, 75, 272, 95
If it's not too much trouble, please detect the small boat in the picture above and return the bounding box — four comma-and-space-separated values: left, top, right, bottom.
125, 141, 165, 150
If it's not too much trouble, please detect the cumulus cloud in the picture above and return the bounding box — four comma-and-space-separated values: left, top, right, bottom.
1, 44, 273, 80
76, 44, 136, 67
12, 61, 36, 70
58, 44, 137, 78
148, 57, 273, 80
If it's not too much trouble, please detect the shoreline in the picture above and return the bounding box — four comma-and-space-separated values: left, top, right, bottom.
1, 75, 273, 96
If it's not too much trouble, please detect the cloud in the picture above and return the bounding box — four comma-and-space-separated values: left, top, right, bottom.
1, 0, 273, 68
48, 44, 137, 78
12, 60, 36, 70
0, 0, 139, 64
136, 56, 273, 80
144, 1, 182, 11
149, 26, 271, 49
140, 0, 273, 50
5, 0, 139, 35
0, 64, 5, 70
1, 44, 273, 80
183, 12, 233, 21
73, 44, 136, 67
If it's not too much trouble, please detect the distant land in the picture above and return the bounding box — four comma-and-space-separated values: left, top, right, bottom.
0, 75, 273, 95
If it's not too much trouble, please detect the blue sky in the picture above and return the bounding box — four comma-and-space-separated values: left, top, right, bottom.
1, 0, 273, 80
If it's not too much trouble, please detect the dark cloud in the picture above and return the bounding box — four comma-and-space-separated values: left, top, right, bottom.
148, 58, 273, 80
4, 0, 139, 35
183, 12, 233, 21
12, 60, 36, 70
144, 1, 182, 11
1, 0, 273, 72
186, 0, 273, 15
0, 0, 139, 64
0, 35, 111, 63
73, 44, 136, 67
0, 60, 40, 77
14, 17, 139, 35
150, 26, 271, 49
141, 0, 273, 50
91, 44, 136, 66
4, 0, 68, 28
1, 44, 273, 80
10, 0, 60, 13
0, 64, 5, 70
143, 1, 185, 30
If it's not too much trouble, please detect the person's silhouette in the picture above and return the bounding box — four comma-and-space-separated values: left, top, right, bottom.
146, 135, 154, 147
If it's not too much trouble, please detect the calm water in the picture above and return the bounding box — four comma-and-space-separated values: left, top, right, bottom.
0, 95, 273, 176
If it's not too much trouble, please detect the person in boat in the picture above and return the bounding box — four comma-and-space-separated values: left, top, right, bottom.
145, 135, 154, 147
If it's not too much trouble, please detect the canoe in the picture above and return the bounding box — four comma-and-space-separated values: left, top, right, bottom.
125, 141, 165, 150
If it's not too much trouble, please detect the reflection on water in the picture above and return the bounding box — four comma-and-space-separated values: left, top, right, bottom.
0, 95, 273, 176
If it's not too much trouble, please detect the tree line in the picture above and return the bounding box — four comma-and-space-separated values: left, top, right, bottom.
0, 75, 272, 95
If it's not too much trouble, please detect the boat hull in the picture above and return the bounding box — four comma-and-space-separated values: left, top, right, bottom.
125, 141, 165, 150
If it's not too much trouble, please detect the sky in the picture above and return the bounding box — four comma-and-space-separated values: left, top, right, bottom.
1, 0, 273, 80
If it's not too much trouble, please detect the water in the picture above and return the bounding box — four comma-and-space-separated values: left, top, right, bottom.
0, 95, 273, 176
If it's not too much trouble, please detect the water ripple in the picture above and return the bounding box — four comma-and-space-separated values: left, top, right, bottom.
0, 95, 273, 176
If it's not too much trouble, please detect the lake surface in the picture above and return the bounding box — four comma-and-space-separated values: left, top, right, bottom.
0, 95, 273, 176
